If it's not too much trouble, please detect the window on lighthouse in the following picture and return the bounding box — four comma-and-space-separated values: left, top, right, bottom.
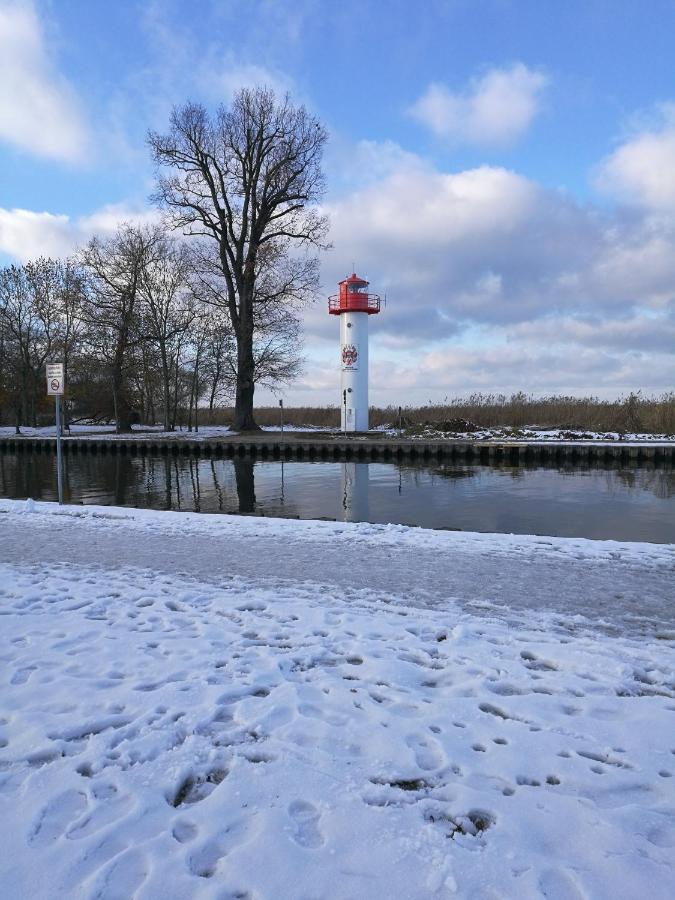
348, 283, 365, 293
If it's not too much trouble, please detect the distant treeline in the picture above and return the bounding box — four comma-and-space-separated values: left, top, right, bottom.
207, 392, 675, 434
0, 226, 301, 434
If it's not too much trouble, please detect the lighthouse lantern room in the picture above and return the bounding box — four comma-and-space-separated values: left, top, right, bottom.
328, 273, 381, 432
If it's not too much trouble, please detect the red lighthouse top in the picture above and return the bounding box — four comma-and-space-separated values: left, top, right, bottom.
328, 273, 381, 315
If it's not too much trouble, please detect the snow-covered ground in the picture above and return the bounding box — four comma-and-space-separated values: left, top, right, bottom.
1, 501, 674, 899
2, 423, 674, 444
0, 424, 235, 441
397, 426, 675, 443
0, 424, 329, 440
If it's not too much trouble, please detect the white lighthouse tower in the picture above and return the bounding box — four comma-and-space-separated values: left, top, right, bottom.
329, 272, 381, 432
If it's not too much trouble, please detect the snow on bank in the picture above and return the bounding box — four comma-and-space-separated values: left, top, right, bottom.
3, 423, 675, 445
398, 426, 675, 443
1, 503, 674, 899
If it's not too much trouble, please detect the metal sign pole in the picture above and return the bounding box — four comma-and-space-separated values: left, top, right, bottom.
279, 398, 284, 440
55, 394, 64, 504
47, 361, 65, 505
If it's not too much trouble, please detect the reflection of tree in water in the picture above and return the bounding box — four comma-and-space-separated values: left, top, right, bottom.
399, 463, 477, 488
112, 454, 134, 506
491, 466, 527, 479
233, 457, 256, 513
0, 450, 54, 500
609, 467, 675, 500
410, 463, 529, 484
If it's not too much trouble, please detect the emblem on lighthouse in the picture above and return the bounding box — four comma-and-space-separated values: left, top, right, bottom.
341, 343, 358, 370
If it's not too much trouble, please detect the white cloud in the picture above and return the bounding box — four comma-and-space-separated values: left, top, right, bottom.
290, 142, 675, 401
5, 135, 675, 402
0, 1, 89, 161
409, 63, 548, 146
328, 164, 537, 249
596, 106, 675, 211
207, 60, 295, 102
0, 204, 161, 262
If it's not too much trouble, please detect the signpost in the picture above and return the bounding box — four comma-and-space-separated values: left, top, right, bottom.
46, 363, 65, 504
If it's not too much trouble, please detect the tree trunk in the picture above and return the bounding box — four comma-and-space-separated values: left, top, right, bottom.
187, 376, 193, 432
112, 330, 132, 433
233, 310, 259, 431
113, 367, 132, 433
192, 352, 200, 434
161, 348, 171, 432
172, 356, 180, 430
63, 357, 70, 431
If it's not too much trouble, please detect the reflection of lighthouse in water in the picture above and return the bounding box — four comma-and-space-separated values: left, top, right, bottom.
341, 462, 369, 522
328, 273, 381, 432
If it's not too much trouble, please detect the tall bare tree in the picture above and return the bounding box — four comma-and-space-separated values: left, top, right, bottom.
190, 239, 308, 393
80, 223, 161, 432
199, 312, 235, 418
0, 262, 60, 429
148, 87, 328, 430
37, 258, 87, 429
138, 235, 196, 431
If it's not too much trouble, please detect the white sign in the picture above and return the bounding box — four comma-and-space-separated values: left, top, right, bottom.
341, 343, 359, 371
46, 363, 64, 396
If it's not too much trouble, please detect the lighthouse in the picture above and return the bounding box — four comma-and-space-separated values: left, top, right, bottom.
328, 272, 381, 431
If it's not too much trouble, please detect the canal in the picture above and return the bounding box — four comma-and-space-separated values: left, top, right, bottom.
2, 449, 675, 542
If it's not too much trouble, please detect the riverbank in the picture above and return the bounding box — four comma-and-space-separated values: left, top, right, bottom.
3, 424, 675, 466
3, 423, 675, 443
1, 501, 674, 898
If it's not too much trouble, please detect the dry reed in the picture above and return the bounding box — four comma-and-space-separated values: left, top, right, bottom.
199, 392, 675, 434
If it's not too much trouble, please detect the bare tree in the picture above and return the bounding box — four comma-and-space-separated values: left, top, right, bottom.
37, 258, 87, 429
0, 268, 28, 431
199, 313, 235, 418
189, 237, 311, 399
138, 235, 196, 431
148, 87, 328, 430
80, 224, 161, 432
0, 262, 60, 429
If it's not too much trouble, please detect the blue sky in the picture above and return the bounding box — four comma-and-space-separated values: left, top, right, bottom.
2, 0, 675, 405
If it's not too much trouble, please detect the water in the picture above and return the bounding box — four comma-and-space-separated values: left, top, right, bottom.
2, 450, 675, 542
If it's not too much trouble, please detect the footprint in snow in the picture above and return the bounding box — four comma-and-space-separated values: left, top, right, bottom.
93, 848, 148, 900
66, 790, 133, 840
11, 666, 36, 685
520, 650, 558, 672
288, 800, 325, 849
188, 819, 250, 878
173, 819, 199, 844
170, 768, 228, 807
538, 868, 587, 899
406, 734, 444, 771
298, 703, 347, 727
646, 823, 675, 848
28, 789, 88, 847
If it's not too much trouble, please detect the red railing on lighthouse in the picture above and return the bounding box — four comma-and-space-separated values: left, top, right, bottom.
328, 294, 380, 314
328, 272, 381, 315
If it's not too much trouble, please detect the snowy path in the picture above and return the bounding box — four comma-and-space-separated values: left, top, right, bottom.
1, 502, 674, 899
2, 501, 674, 637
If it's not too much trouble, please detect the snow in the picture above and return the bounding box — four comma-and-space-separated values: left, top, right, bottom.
399, 426, 675, 444
0, 424, 233, 441
2, 423, 674, 445
1, 501, 675, 899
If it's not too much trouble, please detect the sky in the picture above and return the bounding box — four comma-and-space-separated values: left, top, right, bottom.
2, 0, 675, 407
